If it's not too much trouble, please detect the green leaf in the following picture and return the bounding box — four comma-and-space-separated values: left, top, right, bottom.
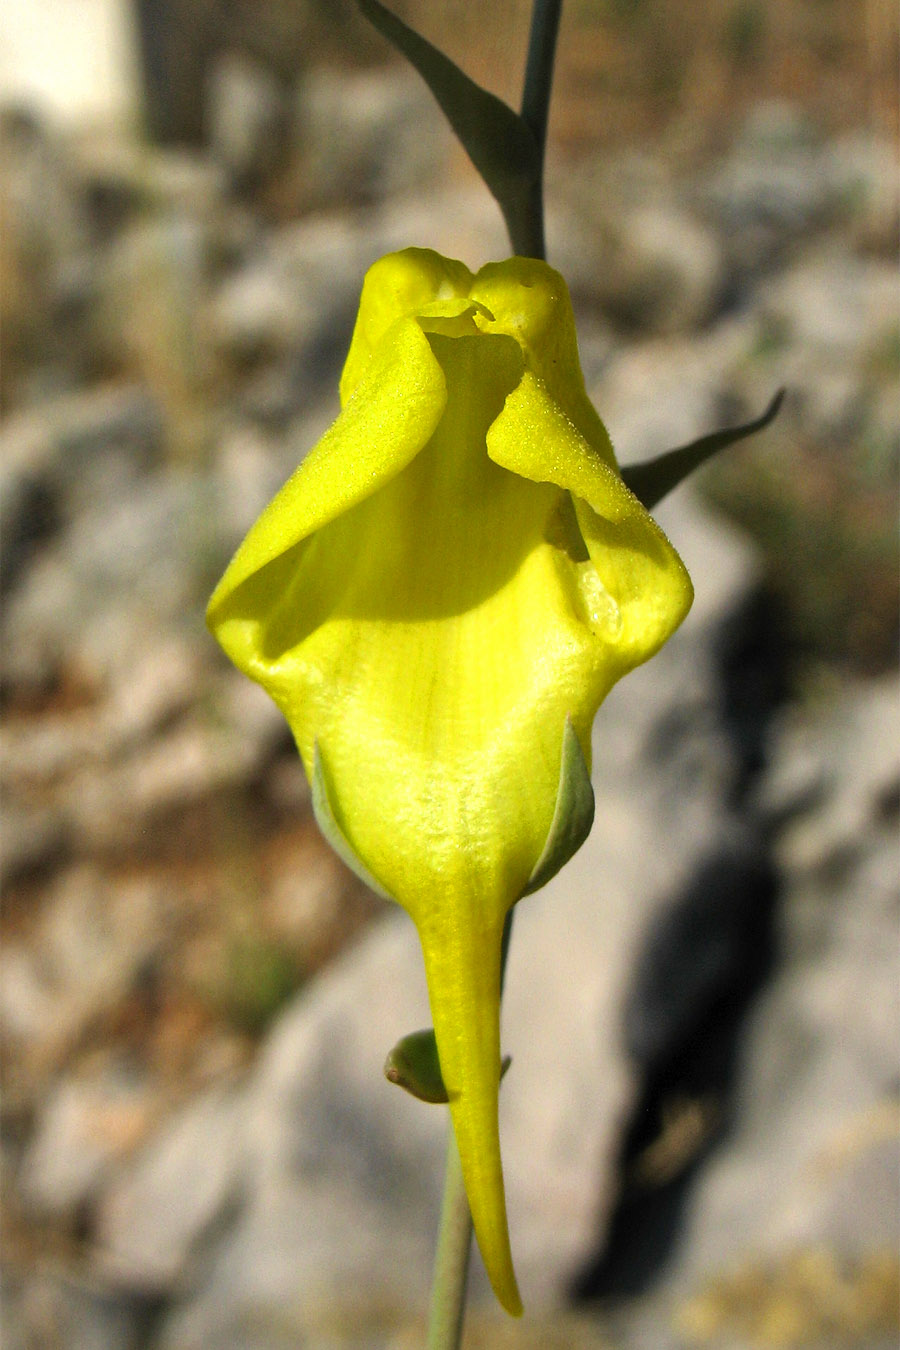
385, 1028, 512, 1105
521, 716, 595, 897
621, 389, 785, 510
356, 0, 539, 230
311, 742, 393, 900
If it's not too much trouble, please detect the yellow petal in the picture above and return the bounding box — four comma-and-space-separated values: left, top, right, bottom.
487, 367, 693, 673
207, 313, 447, 654
340, 248, 472, 403
471, 256, 618, 468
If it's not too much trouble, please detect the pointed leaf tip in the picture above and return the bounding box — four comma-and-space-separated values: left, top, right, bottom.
621, 388, 786, 510
522, 716, 595, 897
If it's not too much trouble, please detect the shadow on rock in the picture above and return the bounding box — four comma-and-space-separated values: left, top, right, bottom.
571, 830, 780, 1301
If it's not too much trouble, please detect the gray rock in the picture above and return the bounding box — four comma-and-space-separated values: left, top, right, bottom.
157, 913, 444, 1349
100, 636, 205, 751
208, 179, 512, 420
208, 178, 537, 395
590, 326, 747, 466
296, 66, 452, 210
753, 249, 899, 447
95, 1087, 247, 1290
759, 250, 898, 363
208, 211, 366, 411
2, 701, 103, 799
736, 101, 822, 156
1, 469, 213, 695
235, 361, 316, 428
563, 203, 724, 336
209, 253, 312, 366
0, 109, 87, 266
65, 693, 284, 855
205, 53, 287, 192
373, 181, 509, 271
607, 677, 900, 1349
1, 642, 200, 794
761, 678, 900, 875
0, 382, 162, 590
703, 101, 840, 276
1, 704, 241, 881
1, 1270, 145, 1350
73, 135, 227, 233
0, 867, 166, 1095
19, 1059, 157, 1221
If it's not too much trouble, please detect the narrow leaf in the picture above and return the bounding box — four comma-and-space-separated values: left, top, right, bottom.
521, 716, 595, 897
621, 389, 785, 510
356, 0, 539, 216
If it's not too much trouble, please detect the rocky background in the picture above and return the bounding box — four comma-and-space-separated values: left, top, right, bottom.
1, 2, 898, 1347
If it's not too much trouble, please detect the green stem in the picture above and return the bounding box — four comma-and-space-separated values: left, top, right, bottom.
426, 1123, 475, 1349
505, 0, 563, 259
426, 6, 562, 1344
521, 0, 563, 161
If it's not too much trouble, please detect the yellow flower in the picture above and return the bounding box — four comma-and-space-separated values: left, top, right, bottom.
207, 248, 692, 1314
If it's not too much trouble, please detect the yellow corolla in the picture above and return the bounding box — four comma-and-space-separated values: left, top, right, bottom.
207, 248, 692, 1314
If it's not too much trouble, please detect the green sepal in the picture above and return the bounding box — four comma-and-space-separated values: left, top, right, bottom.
621, 389, 785, 510
385, 1028, 511, 1105
384, 1028, 449, 1103
311, 742, 393, 901
356, 0, 539, 232
520, 716, 595, 897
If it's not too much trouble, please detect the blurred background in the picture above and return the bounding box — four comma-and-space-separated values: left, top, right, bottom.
1, 2, 898, 1347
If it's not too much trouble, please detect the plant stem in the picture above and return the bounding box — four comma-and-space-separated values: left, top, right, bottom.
506, 0, 563, 259
426, 1123, 474, 1349
426, 7, 562, 1344
521, 0, 563, 163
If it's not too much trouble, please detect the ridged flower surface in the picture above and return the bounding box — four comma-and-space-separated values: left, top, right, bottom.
207, 249, 693, 1313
